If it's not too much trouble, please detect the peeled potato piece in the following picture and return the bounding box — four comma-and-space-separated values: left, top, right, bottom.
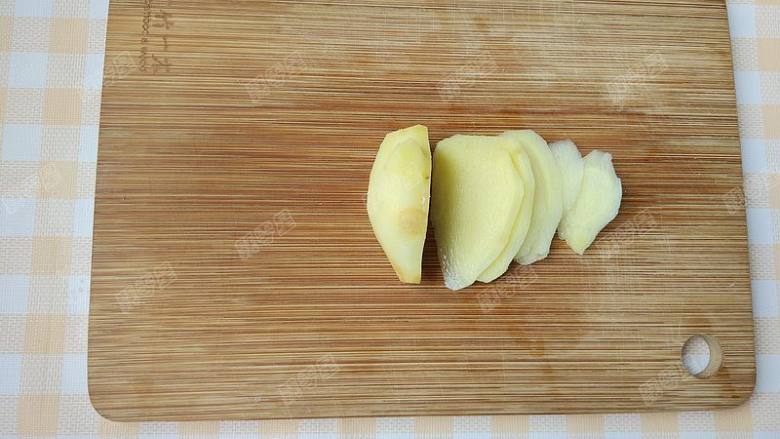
432, 135, 525, 291
549, 139, 584, 214
366, 125, 431, 283
502, 130, 563, 265
558, 150, 622, 255
477, 142, 535, 283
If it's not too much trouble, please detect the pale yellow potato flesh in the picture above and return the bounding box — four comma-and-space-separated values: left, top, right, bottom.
366, 125, 431, 283
558, 150, 622, 255
477, 141, 535, 283
432, 135, 524, 291
549, 139, 584, 214
502, 130, 563, 265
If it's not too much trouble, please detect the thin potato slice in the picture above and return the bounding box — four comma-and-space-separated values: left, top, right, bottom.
477, 142, 535, 282
502, 130, 563, 265
550, 139, 584, 214
558, 150, 622, 254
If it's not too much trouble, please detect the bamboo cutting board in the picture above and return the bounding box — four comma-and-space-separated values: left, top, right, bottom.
89, 0, 755, 421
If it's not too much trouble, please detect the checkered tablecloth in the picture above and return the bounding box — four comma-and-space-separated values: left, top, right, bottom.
1, 0, 778, 437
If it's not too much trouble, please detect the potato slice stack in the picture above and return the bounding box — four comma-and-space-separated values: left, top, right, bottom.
431, 135, 529, 290
366, 126, 622, 290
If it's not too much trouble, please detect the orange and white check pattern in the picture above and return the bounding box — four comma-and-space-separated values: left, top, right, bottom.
1, 0, 778, 437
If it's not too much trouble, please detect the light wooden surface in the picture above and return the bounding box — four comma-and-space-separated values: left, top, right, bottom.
89, 0, 755, 421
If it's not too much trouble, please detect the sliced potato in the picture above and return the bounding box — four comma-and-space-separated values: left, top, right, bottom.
549, 139, 584, 213
558, 150, 622, 254
366, 125, 431, 283
502, 130, 563, 265
477, 142, 535, 282
432, 135, 525, 290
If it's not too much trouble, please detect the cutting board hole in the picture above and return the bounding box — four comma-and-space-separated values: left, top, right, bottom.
681, 334, 723, 378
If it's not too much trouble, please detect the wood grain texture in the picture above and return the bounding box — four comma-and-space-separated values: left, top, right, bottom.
89, 0, 755, 421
